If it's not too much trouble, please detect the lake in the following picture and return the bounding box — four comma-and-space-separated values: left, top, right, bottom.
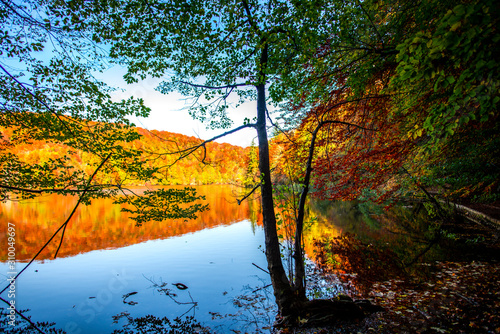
0, 185, 276, 333
0, 185, 439, 333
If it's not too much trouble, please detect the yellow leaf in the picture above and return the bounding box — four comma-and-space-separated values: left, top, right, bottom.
450, 21, 461, 31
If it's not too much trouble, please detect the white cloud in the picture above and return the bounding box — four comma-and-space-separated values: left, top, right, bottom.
100, 67, 258, 147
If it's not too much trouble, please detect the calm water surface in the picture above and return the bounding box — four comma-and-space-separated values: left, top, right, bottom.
1, 185, 438, 333
0, 186, 271, 333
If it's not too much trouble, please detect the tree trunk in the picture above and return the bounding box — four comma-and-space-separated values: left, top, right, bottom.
254, 50, 380, 326
255, 80, 298, 315
254, 44, 301, 317
293, 125, 320, 299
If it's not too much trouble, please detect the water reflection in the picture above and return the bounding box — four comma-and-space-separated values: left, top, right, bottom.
302, 200, 435, 259
303, 200, 446, 295
0, 186, 446, 332
0, 220, 270, 333
0, 185, 258, 261
0, 185, 271, 333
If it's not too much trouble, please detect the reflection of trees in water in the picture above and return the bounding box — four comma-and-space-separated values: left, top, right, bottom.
109, 277, 275, 334
305, 200, 450, 294
142, 276, 199, 318
0, 185, 260, 261
0, 307, 65, 334
308, 199, 442, 260
111, 313, 211, 334
270, 197, 446, 297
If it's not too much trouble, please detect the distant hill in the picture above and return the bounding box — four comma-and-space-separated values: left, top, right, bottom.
133, 127, 251, 185
0, 125, 251, 186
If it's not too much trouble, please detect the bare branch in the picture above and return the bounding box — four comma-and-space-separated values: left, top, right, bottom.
54, 153, 112, 258
0, 296, 46, 334
237, 183, 261, 205
145, 123, 256, 171
252, 262, 269, 274
177, 80, 251, 90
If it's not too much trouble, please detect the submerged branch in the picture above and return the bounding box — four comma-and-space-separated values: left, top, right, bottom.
252, 262, 270, 275
402, 167, 447, 221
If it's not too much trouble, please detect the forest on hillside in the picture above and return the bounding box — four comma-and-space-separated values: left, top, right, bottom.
1, 0, 499, 332
1, 125, 252, 188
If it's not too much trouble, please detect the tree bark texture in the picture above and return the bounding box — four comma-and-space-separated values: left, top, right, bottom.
256, 80, 297, 315
254, 44, 299, 316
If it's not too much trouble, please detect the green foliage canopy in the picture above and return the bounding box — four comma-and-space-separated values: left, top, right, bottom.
65, 0, 354, 129
0, 0, 206, 221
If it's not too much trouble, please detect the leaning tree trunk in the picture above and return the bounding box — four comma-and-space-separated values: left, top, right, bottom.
255, 79, 298, 316
254, 44, 301, 317
254, 48, 382, 326
293, 124, 321, 298
288, 122, 385, 326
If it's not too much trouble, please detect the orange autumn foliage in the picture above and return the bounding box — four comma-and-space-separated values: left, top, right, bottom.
272, 70, 416, 204
0, 185, 260, 261
0, 125, 251, 187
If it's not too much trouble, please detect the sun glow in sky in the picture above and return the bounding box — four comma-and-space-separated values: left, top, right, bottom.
101, 66, 258, 148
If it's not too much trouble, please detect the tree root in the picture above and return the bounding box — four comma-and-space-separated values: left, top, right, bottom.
276, 296, 384, 328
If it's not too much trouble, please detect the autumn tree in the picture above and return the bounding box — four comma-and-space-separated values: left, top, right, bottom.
264, 1, 499, 319
0, 6, 212, 327
280, 0, 499, 210
17, 0, 497, 327
0, 0, 211, 226
54, 0, 388, 323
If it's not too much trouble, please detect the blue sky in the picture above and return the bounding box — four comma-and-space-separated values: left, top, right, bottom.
101, 66, 258, 148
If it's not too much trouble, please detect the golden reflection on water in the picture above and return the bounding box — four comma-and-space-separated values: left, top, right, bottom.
276, 200, 417, 269
0, 185, 259, 261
